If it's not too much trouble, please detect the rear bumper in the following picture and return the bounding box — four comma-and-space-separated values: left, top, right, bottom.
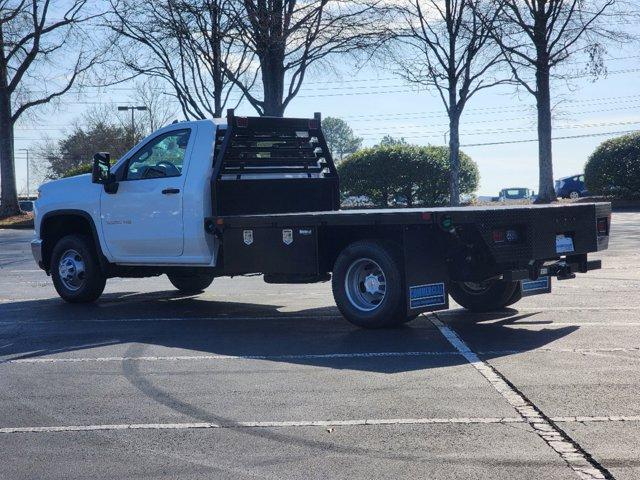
31, 239, 43, 267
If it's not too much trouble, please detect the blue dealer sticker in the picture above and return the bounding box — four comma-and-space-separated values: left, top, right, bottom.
521, 276, 550, 293
410, 283, 446, 309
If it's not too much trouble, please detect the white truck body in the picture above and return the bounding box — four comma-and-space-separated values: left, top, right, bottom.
29, 111, 610, 329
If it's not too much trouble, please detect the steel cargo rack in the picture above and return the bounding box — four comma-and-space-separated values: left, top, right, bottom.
211, 109, 340, 216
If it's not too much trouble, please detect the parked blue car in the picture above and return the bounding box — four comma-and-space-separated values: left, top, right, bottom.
555, 174, 589, 199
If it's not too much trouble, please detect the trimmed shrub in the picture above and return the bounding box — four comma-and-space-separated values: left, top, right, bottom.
62, 163, 92, 178
585, 132, 640, 199
337, 145, 479, 207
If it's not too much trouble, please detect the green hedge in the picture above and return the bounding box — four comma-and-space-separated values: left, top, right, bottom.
585, 132, 640, 199
338, 145, 479, 207
62, 163, 92, 178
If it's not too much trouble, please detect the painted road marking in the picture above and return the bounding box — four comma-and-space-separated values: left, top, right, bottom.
3, 351, 460, 364
0, 315, 344, 324
1, 415, 638, 435
3, 346, 638, 364
431, 314, 613, 480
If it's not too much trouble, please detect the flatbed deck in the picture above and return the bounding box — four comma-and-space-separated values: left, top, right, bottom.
212, 202, 610, 228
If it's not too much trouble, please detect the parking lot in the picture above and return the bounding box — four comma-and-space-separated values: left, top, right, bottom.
0, 211, 639, 479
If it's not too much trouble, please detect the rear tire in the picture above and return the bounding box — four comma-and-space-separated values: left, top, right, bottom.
504, 283, 523, 307
569, 191, 580, 200
332, 240, 407, 329
51, 234, 106, 303
167, 272, 215, 293
449, 279, 518, 312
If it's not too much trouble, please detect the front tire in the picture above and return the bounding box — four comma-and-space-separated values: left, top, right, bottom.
332, 240, 407, 329
449, 279, 518, 312
167, 272, 215, 293
51, 234, 106, 303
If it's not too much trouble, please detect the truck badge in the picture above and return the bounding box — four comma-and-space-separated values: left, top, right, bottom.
243, 230, 254, 245
282, 229, 293, 245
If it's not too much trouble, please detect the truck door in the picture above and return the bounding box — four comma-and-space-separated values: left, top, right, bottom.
100, 128, 194, 261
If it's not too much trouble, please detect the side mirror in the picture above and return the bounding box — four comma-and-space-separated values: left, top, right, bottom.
92, 152, 118, 193
92, 152, 111, 184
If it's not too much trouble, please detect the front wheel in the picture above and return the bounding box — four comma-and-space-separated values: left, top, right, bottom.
51, 234, 106, 303
167, 272, 215, 293
448, 279, 519, 312
332, 240, 408, 329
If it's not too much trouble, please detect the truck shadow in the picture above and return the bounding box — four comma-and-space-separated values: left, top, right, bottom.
0, 289, 578, 374
0, 291, 579, 458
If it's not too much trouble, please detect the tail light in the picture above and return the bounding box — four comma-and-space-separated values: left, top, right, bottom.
597, 217, 609, 236
236, 116, 248, 127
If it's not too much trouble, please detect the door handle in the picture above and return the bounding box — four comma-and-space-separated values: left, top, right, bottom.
162, 188, 180, 195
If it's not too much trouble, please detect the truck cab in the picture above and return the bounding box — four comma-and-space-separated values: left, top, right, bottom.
35, 119, 221, 268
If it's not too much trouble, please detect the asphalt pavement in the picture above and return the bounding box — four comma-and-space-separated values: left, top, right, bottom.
0, 212, 639, 479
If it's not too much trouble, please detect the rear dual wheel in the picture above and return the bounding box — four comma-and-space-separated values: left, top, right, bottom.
448, 279, 520, 312
332, 240, 412, 329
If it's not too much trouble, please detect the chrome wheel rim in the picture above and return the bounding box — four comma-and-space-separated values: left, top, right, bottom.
58, 249, 86, 291
569, 191, 579, 199
344, 258, 387, 311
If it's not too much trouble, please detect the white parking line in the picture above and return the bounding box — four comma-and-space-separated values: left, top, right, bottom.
4, 351, 460, 364
4, 346, 638, 365
0, 315, 344, 324
431, 314, 613, 480
1, 415, 638, 435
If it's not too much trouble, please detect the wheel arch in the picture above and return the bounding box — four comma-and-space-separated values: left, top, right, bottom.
318, 225, 405, 273
40, 210, 107, 274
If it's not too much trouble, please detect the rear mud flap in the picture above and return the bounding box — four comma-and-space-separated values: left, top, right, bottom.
409, 282, 448, 311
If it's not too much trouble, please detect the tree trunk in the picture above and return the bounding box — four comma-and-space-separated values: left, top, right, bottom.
535, 62, 557, 203
0, 71, 20, 217
209, 2, 223, 117
261, 56, 285, 116
448, 111, 461, 206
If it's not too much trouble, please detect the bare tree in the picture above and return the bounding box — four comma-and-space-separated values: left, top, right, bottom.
0, 0, 103, 217
484, 0, 626, 203
227, 0, 388, 117
392, 0, 505, 206
109, 0, 254, 120
133, 79, 177, 134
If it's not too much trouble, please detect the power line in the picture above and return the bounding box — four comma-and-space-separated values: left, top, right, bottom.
353, 119, 640, 137
460, 129, 639, 147
14, 66, 640, 108
13, 93, 640, 132
24, 54, 640, 94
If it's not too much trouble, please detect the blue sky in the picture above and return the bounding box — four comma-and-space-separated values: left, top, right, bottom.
11, 42, 639, 197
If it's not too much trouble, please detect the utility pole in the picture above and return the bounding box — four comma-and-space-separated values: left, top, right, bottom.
19, 148, 29, 199
117, 105, 148, 148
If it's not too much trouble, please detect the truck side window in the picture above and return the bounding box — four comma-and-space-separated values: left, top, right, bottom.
126, 129, 191, 180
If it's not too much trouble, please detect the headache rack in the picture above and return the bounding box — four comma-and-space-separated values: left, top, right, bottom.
211, 109, 340, 216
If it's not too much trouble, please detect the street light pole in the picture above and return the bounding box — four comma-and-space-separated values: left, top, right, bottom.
117, 105, 148, 148
19, 148, 29, 199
